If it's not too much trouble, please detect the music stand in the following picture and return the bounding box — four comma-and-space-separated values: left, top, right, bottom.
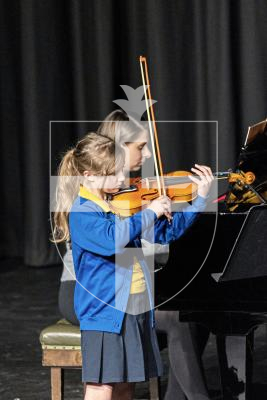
212, 205, 267, 282
225, 119, 267, 209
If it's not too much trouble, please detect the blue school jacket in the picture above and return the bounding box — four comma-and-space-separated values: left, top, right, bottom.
69, 187, 206, 333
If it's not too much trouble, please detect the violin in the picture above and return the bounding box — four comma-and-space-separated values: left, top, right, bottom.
108, 56, 256, 217
108, 170, 256, 217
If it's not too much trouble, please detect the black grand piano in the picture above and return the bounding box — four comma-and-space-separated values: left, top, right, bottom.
155, 119, 267, 400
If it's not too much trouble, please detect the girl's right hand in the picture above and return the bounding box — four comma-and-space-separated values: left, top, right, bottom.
148, 195, 172, 218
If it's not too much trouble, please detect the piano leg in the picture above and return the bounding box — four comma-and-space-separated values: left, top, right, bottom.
216, 331, 254, 400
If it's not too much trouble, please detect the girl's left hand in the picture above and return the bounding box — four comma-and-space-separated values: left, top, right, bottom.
189, 164, 214, 198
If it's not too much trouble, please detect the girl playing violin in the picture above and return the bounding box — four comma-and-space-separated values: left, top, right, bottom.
54, 128, 212, 400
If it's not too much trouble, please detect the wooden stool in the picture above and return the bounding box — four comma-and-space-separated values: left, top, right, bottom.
40, 319, 160, 400
40, 319, 82, 400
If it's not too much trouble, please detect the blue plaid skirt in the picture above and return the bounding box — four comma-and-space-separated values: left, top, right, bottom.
81, 290, 163, 383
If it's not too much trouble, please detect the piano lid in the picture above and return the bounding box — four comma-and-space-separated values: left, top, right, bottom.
225, 118, 267, 211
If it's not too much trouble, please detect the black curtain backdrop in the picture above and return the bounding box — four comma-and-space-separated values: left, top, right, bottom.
1, 0, 267, 266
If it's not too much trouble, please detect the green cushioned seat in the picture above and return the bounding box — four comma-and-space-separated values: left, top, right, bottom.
39, 319, 81, 350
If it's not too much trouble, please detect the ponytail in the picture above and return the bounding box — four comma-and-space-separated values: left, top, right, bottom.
52, 132, 125, 243
52, 148, 81, 243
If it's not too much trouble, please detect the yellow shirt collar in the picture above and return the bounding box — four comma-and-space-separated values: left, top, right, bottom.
79, 185, 111, 213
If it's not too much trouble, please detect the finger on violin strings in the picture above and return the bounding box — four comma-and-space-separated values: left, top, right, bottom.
205, 174, 214, 183
191, 166, 204, 176
202, 170, 214, 183
188, 174, 201, 184
195, 164, 213, 178
195, 164, 212, 173
191, 167, 209, 182
197, 168, 214, 183
193, 164, 210, 176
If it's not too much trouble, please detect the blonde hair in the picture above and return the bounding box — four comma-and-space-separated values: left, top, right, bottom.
97, 110, 147, 144
52, 132, 125, 243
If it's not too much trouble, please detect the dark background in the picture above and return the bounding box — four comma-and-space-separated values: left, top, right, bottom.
1, 0, 267, 266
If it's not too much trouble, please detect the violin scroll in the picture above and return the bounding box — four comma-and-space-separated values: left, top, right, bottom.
228, 170, 256, 187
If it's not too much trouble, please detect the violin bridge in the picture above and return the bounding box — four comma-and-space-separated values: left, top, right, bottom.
145, 178, 150, 189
